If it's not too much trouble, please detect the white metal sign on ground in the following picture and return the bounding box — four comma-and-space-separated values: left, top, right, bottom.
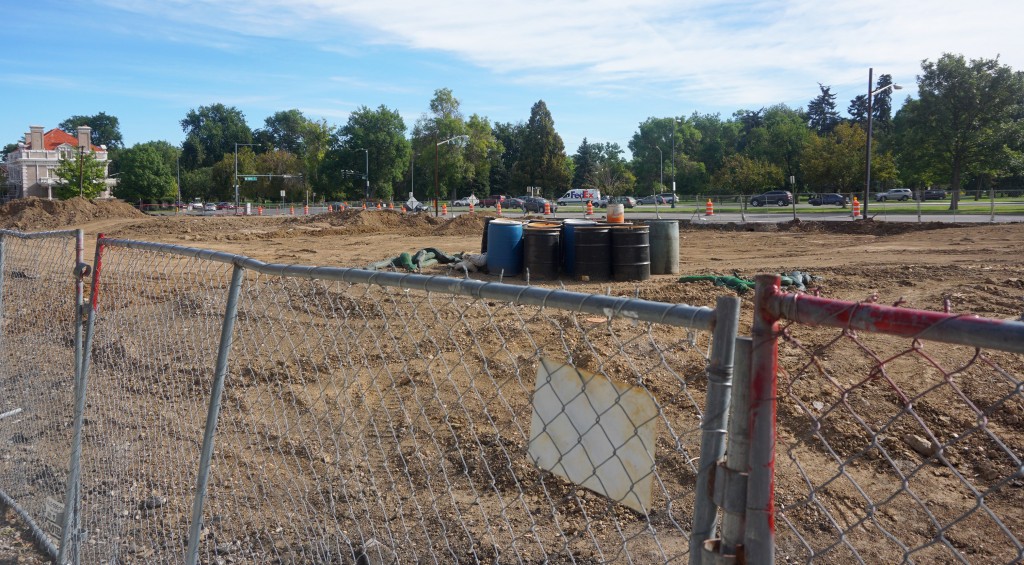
528, 357, 659, 513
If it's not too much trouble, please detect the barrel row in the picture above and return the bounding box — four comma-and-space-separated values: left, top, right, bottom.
482, 218, 680, 282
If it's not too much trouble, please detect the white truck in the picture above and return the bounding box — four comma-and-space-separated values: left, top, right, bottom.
556, 188, 602, 205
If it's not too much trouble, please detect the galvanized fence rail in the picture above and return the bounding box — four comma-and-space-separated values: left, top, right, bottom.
59, 236, 741, 564
0, 229, 84, 560
732, 274, 1024, 564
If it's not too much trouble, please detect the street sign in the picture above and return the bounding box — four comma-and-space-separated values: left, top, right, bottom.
243, 176, 258, 181
280, 190, 286, 197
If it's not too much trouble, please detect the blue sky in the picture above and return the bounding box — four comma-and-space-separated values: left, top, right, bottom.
4, 0, 1022, 155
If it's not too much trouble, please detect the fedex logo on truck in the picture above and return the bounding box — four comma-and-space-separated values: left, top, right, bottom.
556, 188, 601, 205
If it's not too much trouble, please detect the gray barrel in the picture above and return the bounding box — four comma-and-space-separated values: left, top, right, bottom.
523, 223, 561, 280
646, 219, 680, 274
573, 225, 612, 281
611, 225, 651, 281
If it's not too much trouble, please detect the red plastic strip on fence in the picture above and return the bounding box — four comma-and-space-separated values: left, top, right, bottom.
765, 286, 1024, 354
745, 274, 781, 563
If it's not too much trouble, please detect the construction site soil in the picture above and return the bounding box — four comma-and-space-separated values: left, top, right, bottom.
2, 198, 1022, 563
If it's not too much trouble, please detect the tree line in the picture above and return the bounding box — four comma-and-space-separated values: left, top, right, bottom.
6, 53, 1022, 210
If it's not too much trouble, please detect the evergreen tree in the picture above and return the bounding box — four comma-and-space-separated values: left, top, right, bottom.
807, 84, 840, 135
514, 100, 570, 198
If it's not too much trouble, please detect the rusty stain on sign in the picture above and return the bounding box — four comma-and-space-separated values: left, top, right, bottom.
527, 357, 658, 513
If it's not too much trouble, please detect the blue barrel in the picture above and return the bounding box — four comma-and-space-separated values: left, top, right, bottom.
646, 220, 680, 274
561, 219, 596, 276
486, 219, 525, 276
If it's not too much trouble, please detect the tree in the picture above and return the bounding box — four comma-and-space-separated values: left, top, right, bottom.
513, 100, 570, 198
572, 138, 602, 189
709, 154, 783, 196
410, 88, 470, 201
803, 122, 898, 192
255, 109, 307, 154
744, 104, 809, 191
54, 149, 107, 199
462, 114, 501, 197
114, 144, 176, 202
59, 112, 124, 149
490, 121, 525, 195
896, 54, 1024, 209
179, 104, 253, 168
807, 84, 840, 135
336, 105, 409, 202
590, 143, 636, 196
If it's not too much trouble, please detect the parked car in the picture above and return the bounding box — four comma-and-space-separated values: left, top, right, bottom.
808, 193, 849, 206
479, 194, 508, 207
749, 190, 793, 207
508, 196, 528, 209
600, 195, 637, 208
657, 193, 677, 204
637, 194, 668, 205
875, 188, 913, 202
521, 196, 558, 213
216, 202, 236, 210
918, 188, 947, 200
203, 202, 218, 211
452, 197, 472, 207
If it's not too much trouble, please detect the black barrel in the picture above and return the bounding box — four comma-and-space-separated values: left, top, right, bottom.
611, 225, 651, 281
481, 216, 495, 253
573, 225, 612, 281
523, 223, 561, 280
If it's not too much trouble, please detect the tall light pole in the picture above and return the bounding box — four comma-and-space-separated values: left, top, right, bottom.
234, 142, 257, 210
671, 118, 681, 208
654, 145, 663, 218
176, 154, 181, 212
358, 148, 369, 202
434, 135, 469, 216
863, 68, 902, 219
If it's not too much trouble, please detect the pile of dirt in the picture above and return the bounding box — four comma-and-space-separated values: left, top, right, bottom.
305, 209, 442, 235
0, 197, 147, 231
432, 213, 490, 237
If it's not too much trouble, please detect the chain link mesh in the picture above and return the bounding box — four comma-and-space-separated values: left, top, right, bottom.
72, 242, 725, 563
0, 231, 79, 556
75, 246, 235, 563
773, 309, 1024, 563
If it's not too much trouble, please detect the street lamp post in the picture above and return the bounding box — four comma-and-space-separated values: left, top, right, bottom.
655, 145, 663, 218
234, 142, 257, 212
863, 68, 902, 219
671, 118, 681, 208
434, 135, 469, 217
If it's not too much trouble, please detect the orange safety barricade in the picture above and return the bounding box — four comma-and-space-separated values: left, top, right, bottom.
469, 202, 475, 213
442, 203, 448, 215
586, 200, 593, 216
706, 199, 714, 216
852, 197, 861, 218
496, 201, 502, 216
544, 201, 551, 215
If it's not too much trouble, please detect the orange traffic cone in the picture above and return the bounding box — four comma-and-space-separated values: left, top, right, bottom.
442, 203, 448, 216
304, 205, 309, 215
706, 199, 714, 216
586, 200, 593, 216
852, 197, 860, 219
388, 202, 394, 210
327, 204, 333, 213
289, 206, 295, 215
257, 206, 263, 216
496, 201, 502, 216
469, 202, 475, 213
544, 201, 551, 215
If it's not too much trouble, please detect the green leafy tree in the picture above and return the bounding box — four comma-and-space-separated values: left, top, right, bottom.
489, 121, 525, 195
893, 54, 1024, 209
114, 144, 176, 202
54, 150, 107, 199
300, 118, 335, 195
513, 100, 570, 198
710, 154, 784, 197
411, 89, 470, 201
180, 104, 253, 168
689, 113, 742, 191
462, 114, 501, 197
59, 112, 124, 149
807, 84, 840, 135
255, 109, 307, 154
337, 105, 410, 202
744, 104, 810, 192
590, 143, 636, 196
803, 122, 898, 192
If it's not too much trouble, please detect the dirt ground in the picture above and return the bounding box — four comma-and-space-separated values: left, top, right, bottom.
2, 197, 1022, 562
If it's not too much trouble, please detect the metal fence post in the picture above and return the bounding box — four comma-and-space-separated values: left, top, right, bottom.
745, 275, 781, 564
718, 337, 751, 558
58, 233, 106, 565
689, 295, 741, 563
0, 232, 6, 326
185, 263, 246, 565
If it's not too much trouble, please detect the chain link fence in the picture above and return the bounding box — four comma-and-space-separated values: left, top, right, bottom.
0, 229, 84, 560
738, 275, 1024, 564
61, 236, 740, 563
